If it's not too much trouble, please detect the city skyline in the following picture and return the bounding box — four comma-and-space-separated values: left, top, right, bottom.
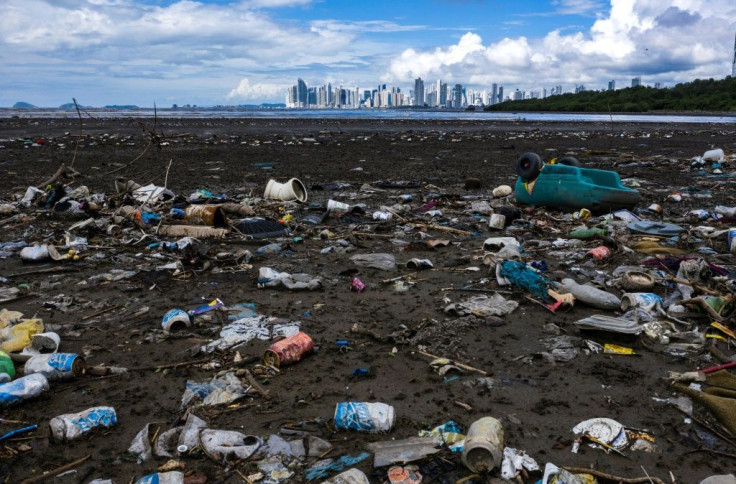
1, 0, 735, 107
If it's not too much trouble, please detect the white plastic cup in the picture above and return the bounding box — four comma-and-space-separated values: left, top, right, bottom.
327, 200, 350, 213
703, 148, 725, 162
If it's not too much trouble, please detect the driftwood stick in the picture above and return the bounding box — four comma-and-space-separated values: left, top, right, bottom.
69, 97, 83, 168
20, 453, 91, 484
413, 223, 471, 236
562, 466, 666, 484
350, 323, 390, 343
414, 349, 487, 376
245, 369, 270, 399
128, 357, 212, 372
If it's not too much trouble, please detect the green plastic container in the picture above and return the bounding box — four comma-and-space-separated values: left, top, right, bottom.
0, 350, 15, 382
515, 164, 640, 213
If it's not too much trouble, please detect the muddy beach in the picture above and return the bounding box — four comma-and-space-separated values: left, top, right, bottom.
1, 116, 736, 483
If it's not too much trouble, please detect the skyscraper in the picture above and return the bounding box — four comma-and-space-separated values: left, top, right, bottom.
608, 80, 616, 91
491, 83, 498, 105
631, 76, 641, 87
297, 78, 308, 107
497, 86, 503, 103
414, 77, 424, 106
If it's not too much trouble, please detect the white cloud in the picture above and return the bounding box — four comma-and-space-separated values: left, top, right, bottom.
227, 78, 288, 101
386, 0, 736, 90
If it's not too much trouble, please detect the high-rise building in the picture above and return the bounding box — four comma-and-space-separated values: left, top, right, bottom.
654, 82, 663, 89
498, 86, 503, 103
296, 78, 308, 107
491, 83, 498, 105
438, 81, 447, 107
414, 77, 424, 106
608, 80, 616, 91
451, 84, 463, 108
631, 76, 641, 87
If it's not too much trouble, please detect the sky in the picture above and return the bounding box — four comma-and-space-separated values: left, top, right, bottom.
1, 0, 735, 107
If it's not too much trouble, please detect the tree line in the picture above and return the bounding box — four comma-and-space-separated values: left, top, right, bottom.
484, 77, 736, 113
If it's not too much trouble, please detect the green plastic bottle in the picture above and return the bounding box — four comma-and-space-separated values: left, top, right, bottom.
0, 350, 15, 382
569, 227, 608, 240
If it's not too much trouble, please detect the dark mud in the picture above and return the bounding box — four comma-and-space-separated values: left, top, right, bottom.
0, 116, 735, 483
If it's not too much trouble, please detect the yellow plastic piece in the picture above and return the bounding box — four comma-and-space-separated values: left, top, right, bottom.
0, 318, 44, 352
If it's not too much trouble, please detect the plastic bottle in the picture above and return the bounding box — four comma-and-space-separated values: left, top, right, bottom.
135, 471, 184, 484
0, 350, 15, 382
462, 417, 504, 473
49, 406, 117, 440
559, 278, 621, 310
569, 227, 608, 239
334, 402, 395, 432
24, 353, 86, 380
715, 205, 736, 217
0, 373, 49, 406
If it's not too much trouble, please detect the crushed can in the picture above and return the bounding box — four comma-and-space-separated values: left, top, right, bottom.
0, 350, 15, 382
0, 373, 49, 406
50, 406, 117, 441
334, 402, 395, 432
264, 332, 314, 368
24, 353, 86, 380
351, 277, 366, 292
620, 292, 663, 311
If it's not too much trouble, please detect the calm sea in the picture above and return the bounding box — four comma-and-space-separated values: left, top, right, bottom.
1, 108, 734, 124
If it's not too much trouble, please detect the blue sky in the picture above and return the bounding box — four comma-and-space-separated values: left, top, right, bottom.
1, 0, 734, 107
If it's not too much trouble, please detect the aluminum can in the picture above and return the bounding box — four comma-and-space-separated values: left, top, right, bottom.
264, 332, 314, 368
50, 406, 117, 441
0, 350, 15, 382
620, 292, 663, 311
162, 309, 191, 332
585, 246, 611, 261
350, 277, 366, 292
334, 402, 395, 432
0, 373, 49, 406
24, 353, 86, 380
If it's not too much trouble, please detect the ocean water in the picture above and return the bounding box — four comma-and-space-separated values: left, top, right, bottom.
1, 108, 734, 124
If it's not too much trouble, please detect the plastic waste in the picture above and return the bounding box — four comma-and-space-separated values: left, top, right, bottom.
1, 318, 44, 353
0, 350, 15, 382
559, 278, 620, 310
257, 267, 323, 290
334, 402, 395, 432
462, 416, 504, 472
501, 447, 539, 480
0, 373, 49, 405
264, 178, 308, 202
573, 315, 644, 334
700, 476, 736, 484
620, 292, 662, 311
199, 429, 262, 459
50, 406, 117, 440
136, 471, 184, 484
388, 465, 422, 484
350, 253, 397, 271
703, 148, 725, 162
367, 437, 440, 467
128, 423, 153, 462
322, 468, 370, 484
24, 353, 86, 380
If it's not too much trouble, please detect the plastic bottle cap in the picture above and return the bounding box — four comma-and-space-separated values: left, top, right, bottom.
177, 445, 188, 453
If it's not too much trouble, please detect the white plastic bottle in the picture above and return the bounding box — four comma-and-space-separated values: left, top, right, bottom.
49, 406, 117, 441
559, 278, 621, 310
